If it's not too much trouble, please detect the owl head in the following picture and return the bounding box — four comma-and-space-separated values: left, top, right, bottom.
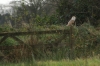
71, 16, 76, 21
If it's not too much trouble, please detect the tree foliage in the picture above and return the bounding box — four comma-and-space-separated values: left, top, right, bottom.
10, 0, 58, 26
1, 0, 100, 26
56, 0, 100, 26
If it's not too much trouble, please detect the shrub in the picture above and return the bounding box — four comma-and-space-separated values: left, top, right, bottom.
0, 38, 18, 46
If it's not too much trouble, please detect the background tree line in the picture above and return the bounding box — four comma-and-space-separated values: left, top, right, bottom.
0, 0, 100, 27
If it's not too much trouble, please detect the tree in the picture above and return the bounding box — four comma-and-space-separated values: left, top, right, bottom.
9, 0, 58, 26
56, 0, 100, 26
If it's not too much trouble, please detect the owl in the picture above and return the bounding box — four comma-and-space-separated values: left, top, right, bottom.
66, 16, 76, 26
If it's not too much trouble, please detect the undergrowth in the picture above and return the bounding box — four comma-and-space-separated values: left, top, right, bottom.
0, 23, 100, 62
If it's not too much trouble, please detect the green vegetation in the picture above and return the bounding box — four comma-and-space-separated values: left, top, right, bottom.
1, 57, 100, 66
57, 0, 100, 26
0, 23, 100, 62
0, 0, 100, 65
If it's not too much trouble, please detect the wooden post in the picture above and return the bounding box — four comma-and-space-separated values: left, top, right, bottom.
68, 26, 75, 60
0, 36, 8, 45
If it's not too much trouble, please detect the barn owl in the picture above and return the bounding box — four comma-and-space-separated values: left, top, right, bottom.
66, 16, 76, 26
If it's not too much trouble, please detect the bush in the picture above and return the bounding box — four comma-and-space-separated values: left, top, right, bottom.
0, 38, 18, 46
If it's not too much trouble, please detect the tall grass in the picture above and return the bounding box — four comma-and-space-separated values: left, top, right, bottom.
0, 23, 100, 63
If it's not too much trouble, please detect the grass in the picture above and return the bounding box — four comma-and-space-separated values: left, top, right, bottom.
0, 23, 100, 66
0, 57, 100, 66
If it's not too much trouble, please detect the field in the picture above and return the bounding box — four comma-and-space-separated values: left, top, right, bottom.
0, 57, 100, 66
